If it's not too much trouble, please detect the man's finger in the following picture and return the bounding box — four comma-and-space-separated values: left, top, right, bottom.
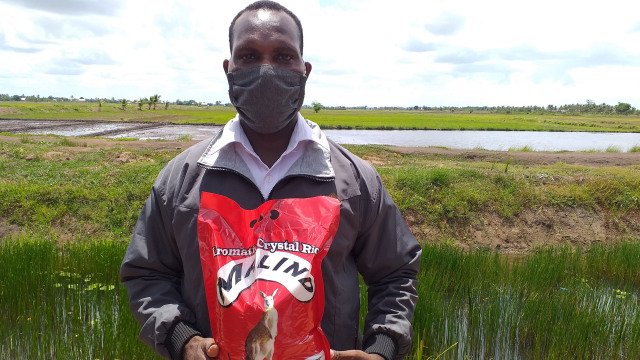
206, 343, 219, 358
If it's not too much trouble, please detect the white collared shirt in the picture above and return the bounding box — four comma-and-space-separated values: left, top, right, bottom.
213, 113, 328, 199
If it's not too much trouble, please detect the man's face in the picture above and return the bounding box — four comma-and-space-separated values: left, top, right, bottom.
224, 9, 310, 76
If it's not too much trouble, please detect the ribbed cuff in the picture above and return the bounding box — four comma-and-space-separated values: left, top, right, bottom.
166, 321, 202, 360
363, 333, 398, 360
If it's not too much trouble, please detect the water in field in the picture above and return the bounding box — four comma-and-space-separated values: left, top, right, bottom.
1, 119, 639, 151
111, 124, 222, 140
323, 129, 640, 152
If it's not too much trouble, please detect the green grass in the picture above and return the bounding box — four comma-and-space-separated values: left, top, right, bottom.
177, 134, 194, 141
2, 238, 639, 359
0, 102, 236, 124
508, 145, 534, 152
0, 139, 173, 240
583, 145, 640, 152
3, 102, 640, 132
0, 237, 158, 359
58, 137, 87, 147
362, 147, 640, 223
411, 242, 640, 359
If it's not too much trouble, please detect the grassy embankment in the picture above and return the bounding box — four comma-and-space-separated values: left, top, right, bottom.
348, 146, 640, 239
2, 101, 640, 132
1, 136, 639, 358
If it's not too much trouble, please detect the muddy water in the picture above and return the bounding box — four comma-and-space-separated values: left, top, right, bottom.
111, 124, 223, 141
0, 119, 223, 141
1, 119, 639, 151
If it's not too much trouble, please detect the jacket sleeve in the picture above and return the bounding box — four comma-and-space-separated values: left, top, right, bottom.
353, 167, 422, 360
119, 164, 200, 360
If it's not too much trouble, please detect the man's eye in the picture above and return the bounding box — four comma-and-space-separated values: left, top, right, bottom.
240, 54, 255, 61
278, 54, 294, 62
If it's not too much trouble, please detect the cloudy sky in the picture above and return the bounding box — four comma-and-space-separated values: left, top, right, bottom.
1, 0, 639, 108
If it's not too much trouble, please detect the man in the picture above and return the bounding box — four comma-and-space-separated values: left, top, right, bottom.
120, 1, 421, 360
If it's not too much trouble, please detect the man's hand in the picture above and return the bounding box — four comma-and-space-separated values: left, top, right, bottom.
330, 349, 385, 360
183, 336, 219, 360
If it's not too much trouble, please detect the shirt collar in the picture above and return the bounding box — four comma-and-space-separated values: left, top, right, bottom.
197, 113, 333, 179
207, 113, 327, 155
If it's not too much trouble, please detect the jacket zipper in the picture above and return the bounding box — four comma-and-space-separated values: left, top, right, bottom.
197, 164, 267, 202
266, 173, 335, 200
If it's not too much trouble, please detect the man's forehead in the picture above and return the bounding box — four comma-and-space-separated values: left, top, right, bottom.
232, 9, 300, 45
254, 8, 275, 22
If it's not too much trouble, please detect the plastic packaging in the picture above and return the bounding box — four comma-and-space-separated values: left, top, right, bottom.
198, 192, 341, 360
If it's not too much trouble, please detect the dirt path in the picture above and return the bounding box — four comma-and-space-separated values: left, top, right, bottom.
390, 146, 640, 167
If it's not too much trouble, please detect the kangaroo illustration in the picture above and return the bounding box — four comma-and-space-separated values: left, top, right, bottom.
244, 289, 278, 360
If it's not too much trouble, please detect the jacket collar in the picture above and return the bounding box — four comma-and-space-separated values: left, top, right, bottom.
197, 114, 334, 181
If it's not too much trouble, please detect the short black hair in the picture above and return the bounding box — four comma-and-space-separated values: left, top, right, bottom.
229, 0, 304, 55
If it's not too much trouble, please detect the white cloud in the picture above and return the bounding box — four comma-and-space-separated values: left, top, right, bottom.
0, 0, 639, 108
424, 12, 466, 36
2, 0, 126, 16
401, 38, 438, 53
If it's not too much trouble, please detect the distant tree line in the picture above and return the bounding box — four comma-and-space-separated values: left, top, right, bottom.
0, 93, 222, 110
387, 100, 637, 115
0, 93, 212, 108
0, 94, 123, 103
1, 94, 637, 115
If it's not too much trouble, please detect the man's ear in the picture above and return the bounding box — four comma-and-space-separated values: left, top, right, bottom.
223, 59, 229, 74
304, 62, 312, 77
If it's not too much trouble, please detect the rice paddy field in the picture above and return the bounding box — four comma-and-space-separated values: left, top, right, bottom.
1, 131, 639, 359
3, 238, 639, 359
2, 101, 640, 132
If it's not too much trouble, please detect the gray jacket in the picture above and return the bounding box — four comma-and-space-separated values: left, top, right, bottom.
120, 122, 421, 360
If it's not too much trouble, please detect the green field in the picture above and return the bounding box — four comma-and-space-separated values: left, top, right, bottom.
2, 238, 639, 359
1, 136, 639, 358
2, 101, 640, 132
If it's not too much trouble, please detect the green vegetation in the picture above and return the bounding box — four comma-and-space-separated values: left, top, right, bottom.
0, 102, 236, 124
312, 100, 324, 113
344, 145, 640, 224
1, 139, 637, 238
0, 138, 639, 358
410, 242, 640, 358
177, 134, 194, 141
0, 138, 172, 240
2, 101, 640, 132
58, 137, 87, 147
508, 145, 534, 152
305, 109, 640, 132
0, 238, 155, 359
2, 238, 639, 358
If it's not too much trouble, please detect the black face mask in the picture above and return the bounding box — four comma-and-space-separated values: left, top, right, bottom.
227, 65, 307, 134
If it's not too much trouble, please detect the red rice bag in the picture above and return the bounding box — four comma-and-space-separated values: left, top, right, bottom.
198, 192, 340, 360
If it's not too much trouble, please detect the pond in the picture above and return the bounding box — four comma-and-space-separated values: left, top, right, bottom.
1, 119, 639, 151
323, 129, 640, 152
